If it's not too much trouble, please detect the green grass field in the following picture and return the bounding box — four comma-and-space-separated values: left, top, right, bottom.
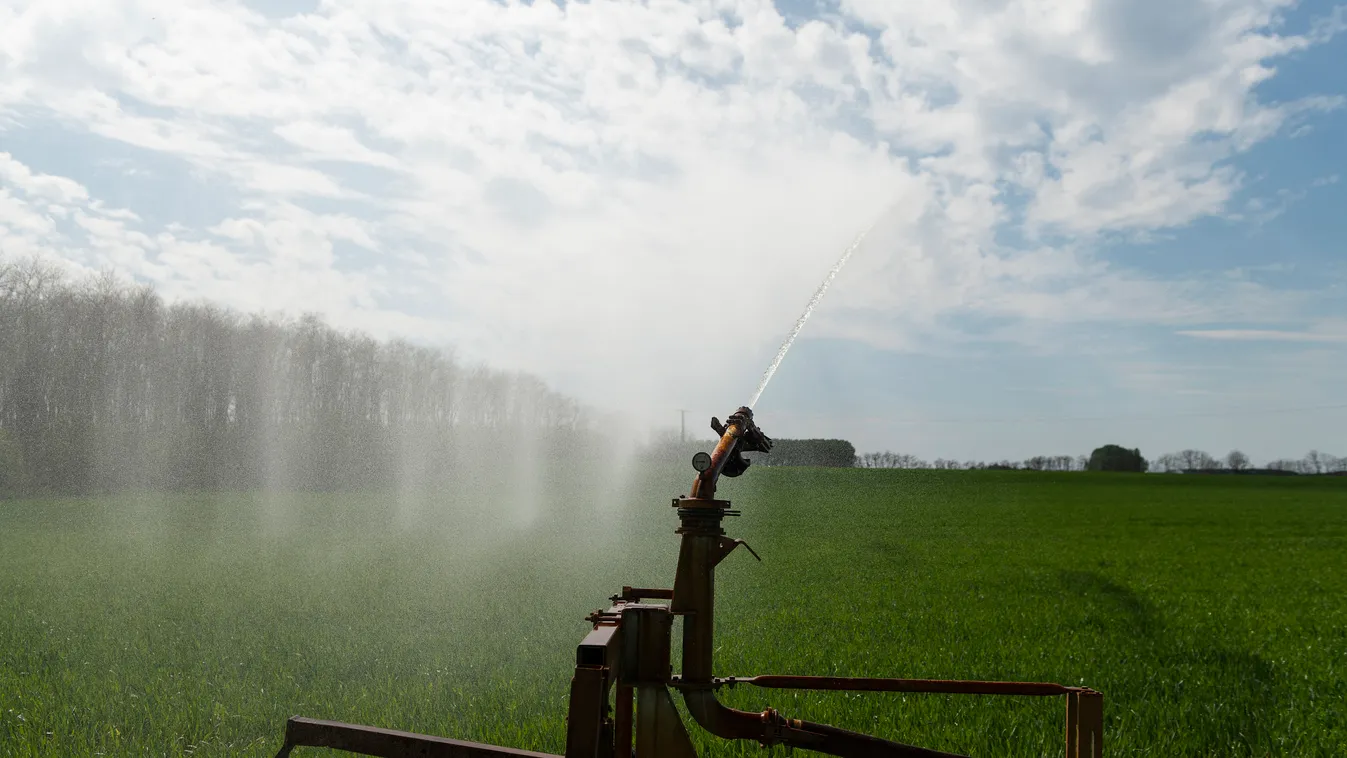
2, 469, 1344, 757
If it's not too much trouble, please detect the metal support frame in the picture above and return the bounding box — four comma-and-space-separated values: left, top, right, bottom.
1065, 689, 1104, 758
273, 718, 560, 758
273, 406, 1104, 758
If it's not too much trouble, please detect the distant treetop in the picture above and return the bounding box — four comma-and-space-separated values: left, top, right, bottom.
1086, 445, 1148, 473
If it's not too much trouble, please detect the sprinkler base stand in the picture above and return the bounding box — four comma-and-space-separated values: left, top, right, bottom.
273, 407, 1103, 758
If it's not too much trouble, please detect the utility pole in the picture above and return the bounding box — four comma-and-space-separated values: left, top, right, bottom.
677, 409, 689, 443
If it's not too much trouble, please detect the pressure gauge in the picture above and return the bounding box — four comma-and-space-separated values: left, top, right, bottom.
692, 451, 712, 472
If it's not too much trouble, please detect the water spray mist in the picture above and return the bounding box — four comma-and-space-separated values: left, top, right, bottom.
748, 214, 886, 409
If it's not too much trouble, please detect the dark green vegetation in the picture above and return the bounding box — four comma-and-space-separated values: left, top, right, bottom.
1087, 445, 1148, 473
2, 470, 1344, 757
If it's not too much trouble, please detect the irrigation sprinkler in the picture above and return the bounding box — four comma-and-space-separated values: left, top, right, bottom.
273, 406, 1104, 758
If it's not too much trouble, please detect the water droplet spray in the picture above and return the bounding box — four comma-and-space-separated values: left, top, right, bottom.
748, 214, 885, 409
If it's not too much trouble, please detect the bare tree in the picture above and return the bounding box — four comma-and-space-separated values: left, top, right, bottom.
1170, 449, 1218, 471
1225, 450, 1250, 472
1303, 452, 1343, 475
1304, 450, 1328, 475
856, 452, 932, 469
0, 260, 598, 495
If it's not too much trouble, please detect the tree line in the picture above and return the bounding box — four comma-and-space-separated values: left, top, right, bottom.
3, 256, 1340, 497
0, 258, 600, 496
1150, 449, 1346, 475
853, 447, 1346, 474
855, 451, 1090, 471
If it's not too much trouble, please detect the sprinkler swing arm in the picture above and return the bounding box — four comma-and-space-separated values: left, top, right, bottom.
274, 407, 1104, 758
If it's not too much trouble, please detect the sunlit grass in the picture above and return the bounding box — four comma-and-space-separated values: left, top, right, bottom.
2, 470, 1344, 756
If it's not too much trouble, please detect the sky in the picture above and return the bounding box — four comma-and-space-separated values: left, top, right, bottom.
1, 0, 1345, 464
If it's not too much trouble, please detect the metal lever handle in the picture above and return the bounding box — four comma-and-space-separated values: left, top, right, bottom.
714, 537, 762, 566
733, 539, 761, 561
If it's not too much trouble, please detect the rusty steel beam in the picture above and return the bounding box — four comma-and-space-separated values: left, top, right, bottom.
634, 686, 697, 758
576, 625, 621, 669
613, 685, 633, 758
1079, 690, 1104, 758
614, 587, 674, 602
723, 675, 1083, 697
273, 717, 561, 758
1067, 690, 1104, 758
1065, 691, 1080, 758
563, 666, 610, 758
620, 606, 674, 686
566, 615, 621, 758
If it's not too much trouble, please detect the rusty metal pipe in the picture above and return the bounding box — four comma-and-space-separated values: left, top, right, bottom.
732, 676, 1081, 697
689, 420, 744, 500
676, 559, 967, 758
783, 718, 970, 758
680, 688, 964, 756
672, 496, 968, 758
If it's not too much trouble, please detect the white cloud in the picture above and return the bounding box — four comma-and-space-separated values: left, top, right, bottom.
0, 0, 1343, 424
238, 162, 353, 197
0, 152, 89, 204
0, 152, 424, 338
1178, 328, 1347, 343
272, 121, 400, 168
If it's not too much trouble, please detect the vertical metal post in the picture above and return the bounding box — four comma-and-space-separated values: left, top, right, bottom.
1078, 690, 1103, 758
564, 667, 609, 758
566, 622, 621, 758
634, 687, 697, 758
1064, 692, 1080, 758
614, 685, 633, 758
622, 605, 697, 758
1065, 690, 1103, 758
